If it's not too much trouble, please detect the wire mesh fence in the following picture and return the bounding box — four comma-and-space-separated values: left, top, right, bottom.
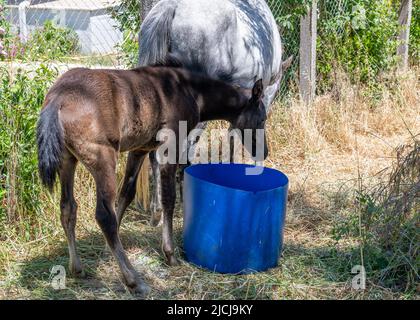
0, 0, 412, 97
319, 0, 349, 35
267, 0, 302, 98
0, 2, 315, 73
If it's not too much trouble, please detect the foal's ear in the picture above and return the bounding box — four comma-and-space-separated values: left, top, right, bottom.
251, 79, 264, 102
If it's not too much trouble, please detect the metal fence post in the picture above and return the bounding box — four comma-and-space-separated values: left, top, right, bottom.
299, 0, 317, 104
397, 0, 413, 70
58, 9, 66, 28
18, 1, 30, 43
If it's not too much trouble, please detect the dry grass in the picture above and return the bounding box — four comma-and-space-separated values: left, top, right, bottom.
0, 68, 419, 300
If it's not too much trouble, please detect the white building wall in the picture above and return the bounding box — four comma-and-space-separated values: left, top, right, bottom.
6, 5, 123, 54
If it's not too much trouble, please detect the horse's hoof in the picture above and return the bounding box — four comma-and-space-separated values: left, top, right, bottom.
128, 281, 151, 298
74, 269, 87, 278
70, 264, 86, 278
149, 214, 162, 227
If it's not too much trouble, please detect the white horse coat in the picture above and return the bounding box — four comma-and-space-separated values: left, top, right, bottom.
139, 0, 284, 109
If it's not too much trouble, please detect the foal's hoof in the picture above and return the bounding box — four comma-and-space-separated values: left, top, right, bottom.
70, 265, 86, 278
73, 269, 87, 279
166, 255, 181, 267
127, 280, 151, 298
149, 213, 162, 227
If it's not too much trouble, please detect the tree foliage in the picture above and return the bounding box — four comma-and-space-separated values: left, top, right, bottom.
317, 0, 400, 91
410, 0, 420, 63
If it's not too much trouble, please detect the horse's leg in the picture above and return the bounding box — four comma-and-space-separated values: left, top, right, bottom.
177, 121, 208, 202
160, 163, 179, 266
230, 134, 236, 163
149, 151, 163, 227
59, 150, 84, 277
187, 121, 208, 164
116, 150, 147, 228
150, 122, 207, 227
176, 167, 184, 202
92, 147, 149, 296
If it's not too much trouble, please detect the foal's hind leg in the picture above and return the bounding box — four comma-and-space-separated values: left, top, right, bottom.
116, 150, 147, 228
92, 147, 149, 296
160, 164, 180, 266
59, 150, 84, 277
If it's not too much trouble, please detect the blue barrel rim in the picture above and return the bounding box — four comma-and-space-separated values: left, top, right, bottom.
184, 163, 289, 194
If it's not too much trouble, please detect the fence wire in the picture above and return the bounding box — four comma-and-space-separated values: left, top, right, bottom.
267, 0, 302, 98
0, 0, 379, 98
269, 0, 350, 98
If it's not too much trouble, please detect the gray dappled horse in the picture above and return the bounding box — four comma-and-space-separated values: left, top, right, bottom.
136, 0, 291, 225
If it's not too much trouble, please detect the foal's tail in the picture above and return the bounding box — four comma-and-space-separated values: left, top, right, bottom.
138, 0, 177, 66
36, 103, 64, 192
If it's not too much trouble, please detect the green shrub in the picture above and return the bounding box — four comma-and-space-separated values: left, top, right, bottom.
116, 30, 139, 68
0, 13, 79, 62
110, 0, 140, 67
23, 20, 80, 61
0, 0, 13, 60
267, 0, 313, 96
317, 0, 400, 92
410, 0, 420, 64
0, 65, 58, 239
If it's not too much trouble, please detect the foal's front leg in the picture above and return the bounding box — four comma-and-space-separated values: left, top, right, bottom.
159, 163, 180, 266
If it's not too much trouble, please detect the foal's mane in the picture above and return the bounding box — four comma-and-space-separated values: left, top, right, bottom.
149, 55, 184, 69
139, 54, 238, 85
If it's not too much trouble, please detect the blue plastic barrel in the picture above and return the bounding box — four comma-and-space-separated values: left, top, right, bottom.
183, 163, 289, 274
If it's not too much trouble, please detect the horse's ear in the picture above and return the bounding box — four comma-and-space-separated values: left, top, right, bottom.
252, 79, 264, 102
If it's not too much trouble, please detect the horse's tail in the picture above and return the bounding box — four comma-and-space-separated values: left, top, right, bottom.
135, 156, 150, 211
138, 0, 177, 66
36, 103, 64, 192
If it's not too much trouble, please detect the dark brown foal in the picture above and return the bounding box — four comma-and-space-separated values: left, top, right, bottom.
37, 65, 267, 295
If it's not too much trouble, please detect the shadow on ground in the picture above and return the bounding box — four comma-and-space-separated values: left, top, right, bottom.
15, 206, 176, 299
